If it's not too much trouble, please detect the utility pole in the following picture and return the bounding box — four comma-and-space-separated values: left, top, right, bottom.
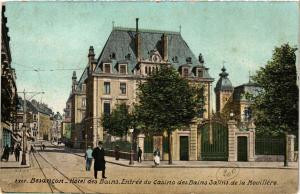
18, 89, 44, 165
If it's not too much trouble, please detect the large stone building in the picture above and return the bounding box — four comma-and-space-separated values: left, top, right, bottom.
80, 19, 214, 161
62, 97, 72, 141
1, 5, 18, 150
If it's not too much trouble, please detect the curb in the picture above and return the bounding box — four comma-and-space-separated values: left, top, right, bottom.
71, 152, 298, 169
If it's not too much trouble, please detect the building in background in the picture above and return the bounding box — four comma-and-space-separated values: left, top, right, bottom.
51, 112, 62, 142
215, 67, 261, 126
62, 98, 72, 142
66, 70, 87, 148
1, 5, 18, 150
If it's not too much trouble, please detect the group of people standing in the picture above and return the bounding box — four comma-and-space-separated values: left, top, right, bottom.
1, 144, 22, 162
84, 141, 162, 179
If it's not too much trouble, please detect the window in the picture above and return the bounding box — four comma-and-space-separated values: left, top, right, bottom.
104, 64, 111, 73
82, 98, 86, 107
183, 68, 189, 77
197, 69, 203, 77
104, 82, 110, 94
145, 66, 148, 74
120, 83, 126, 95
149, 67, 152, 75
103, 102, 111, 114
119, 64, 127, 74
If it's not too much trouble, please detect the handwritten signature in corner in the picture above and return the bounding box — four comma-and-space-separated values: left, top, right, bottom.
215, 165, 240, 181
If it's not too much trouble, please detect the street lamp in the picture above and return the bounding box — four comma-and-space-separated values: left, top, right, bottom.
229, 110, 234, 120
129, 128, 134, 165
21, 125, 26, 165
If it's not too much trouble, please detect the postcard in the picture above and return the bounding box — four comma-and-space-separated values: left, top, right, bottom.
0, 1, 298, 194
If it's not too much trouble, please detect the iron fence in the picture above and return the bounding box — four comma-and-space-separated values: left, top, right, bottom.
255, 137, 284, 155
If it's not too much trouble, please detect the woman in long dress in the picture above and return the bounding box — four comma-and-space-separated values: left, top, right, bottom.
153, 148, 160, 166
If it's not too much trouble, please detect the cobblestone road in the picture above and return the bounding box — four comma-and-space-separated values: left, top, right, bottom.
0, 144, 298, 194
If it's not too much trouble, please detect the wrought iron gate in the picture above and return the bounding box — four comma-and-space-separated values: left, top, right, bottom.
199, 120, 228, 161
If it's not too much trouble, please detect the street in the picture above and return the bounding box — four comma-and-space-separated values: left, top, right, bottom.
0, 143, 298, 194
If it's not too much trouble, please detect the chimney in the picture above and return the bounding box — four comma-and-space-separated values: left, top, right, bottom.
136, 18, 139, 33
162, 33, 168, 61
72, 71, 77, 92
88, 46, 96, 73
135, 18, 141, 61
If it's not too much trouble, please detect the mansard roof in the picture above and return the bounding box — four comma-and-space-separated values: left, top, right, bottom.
94, 27, 212, 79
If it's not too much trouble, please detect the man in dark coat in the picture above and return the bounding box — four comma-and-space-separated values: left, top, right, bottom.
92, 141, 107, 179
14, 144, 22, 162
1, 144, 10, 161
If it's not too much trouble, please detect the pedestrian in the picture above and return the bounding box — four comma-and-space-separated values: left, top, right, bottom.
15, 144, 22, 162
10, 143, 15, 155
85, 146, 93, 171
1, 144, 10, 162
30, 145, 35, 153
42, 144, 45, 150
114, 145, 120, 160
92, 141, 107, 179
138, 147, 143, 163
153, 147, 160, 166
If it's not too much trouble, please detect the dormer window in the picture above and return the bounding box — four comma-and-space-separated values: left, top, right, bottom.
110, 52, 116, 59
186, 57, 192, 64
125, 53, 131, 60
197, 69, 203, 78
182, 67, 189, 77
104, 63, 111, 73
119, 64, 127, 74
173, 56, 178, 63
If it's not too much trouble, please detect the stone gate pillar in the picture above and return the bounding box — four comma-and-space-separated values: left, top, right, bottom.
228, 120, 238, 161
137, 134, 145, 156
189, 119, 198, 161
287, 134, 296, 162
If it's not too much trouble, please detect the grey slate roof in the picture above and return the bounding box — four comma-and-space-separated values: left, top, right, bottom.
94, 27, 212, 79
233, 82, 261, 101
215, 66, 233, 92
76, 67, 88, 92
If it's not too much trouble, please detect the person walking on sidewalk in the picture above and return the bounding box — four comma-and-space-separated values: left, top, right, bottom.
138, 147, 143, 163
153, 147, 160, 166
14, 144, 22, 162
114, 145, 120, 160
92, 141, 107, 179
85, 146, 93, 171
1, 145, 10, 162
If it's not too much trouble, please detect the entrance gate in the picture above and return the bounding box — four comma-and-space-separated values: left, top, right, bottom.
198, 120, 228, 161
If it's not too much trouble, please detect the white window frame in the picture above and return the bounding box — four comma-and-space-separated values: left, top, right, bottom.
182, 67, 189, 77
103, 63, 111, 74
119, 64, 127, 74
120, 82, 127, 95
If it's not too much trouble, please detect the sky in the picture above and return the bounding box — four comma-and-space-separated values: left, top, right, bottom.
5, 2, 299, 114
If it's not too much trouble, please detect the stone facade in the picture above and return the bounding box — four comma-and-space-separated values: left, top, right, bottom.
81, 20, 213, 158
227, 119, 255, 162
1, 5, 18, 151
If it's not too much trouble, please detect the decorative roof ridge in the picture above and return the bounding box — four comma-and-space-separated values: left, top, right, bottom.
113, 26, 180, 35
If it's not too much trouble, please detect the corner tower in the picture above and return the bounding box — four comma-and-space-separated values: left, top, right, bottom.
214, 66, 233, 113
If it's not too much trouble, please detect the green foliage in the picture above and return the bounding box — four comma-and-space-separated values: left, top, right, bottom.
136, 65, 205, 133
252, 43, 298, 136
103, 140, 131, 152
135, 65, 205, 164
101, 103, 133, 137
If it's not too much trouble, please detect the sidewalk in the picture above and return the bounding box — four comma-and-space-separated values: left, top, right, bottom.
70, 150, 298, 169
0, 151, 30, 169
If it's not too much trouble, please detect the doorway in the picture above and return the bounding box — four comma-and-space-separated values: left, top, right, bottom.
180, 136, 189, 161
237, 136, 248, 161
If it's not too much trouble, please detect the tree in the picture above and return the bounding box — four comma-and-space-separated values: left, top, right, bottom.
101, 103, 132, 137
136, 65, 205, 164
252, 43, 298, 136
